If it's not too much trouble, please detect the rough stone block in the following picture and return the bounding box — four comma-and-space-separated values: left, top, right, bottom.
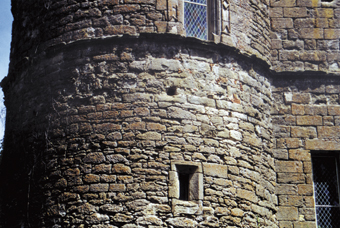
298, 208, 316, 220
271, 0, 296, 7
168, 107, 196, 120
275, 161, 303, 173
304, 105, 327, 115
316, 18, 329, 28
136, 132, 161, 140
317, 126, 340, 138
328, 105, 340, 115
283, 40, 304, 50
277, 207, 298, 220
277, 173, 305, 184
273, 149, 289, 159
84, 174, 100, 183
270, 8, 283, 17
305, 139, 340, 150
283, 7, 307, 17
279, 195, 303, 206
279, 50, 299, 61
113, 4, 141, 13
101, 0, 119, 5
316, 8, 334, 18
291, 104, 304, 115
203, 163, 228, 178
272, 39, 283, 49
300, 51, 326, 61
324, 29, 340, 39
122, 93, 153, 102
298, 28, 323, 39
188, 95, 216, 107
156, 0, 167, 10
289, 149, 310, 161
83, 152, 106, 163
109, 184, 126, 192
297, 0, 319, 7
294, 18, 315, 28
112, 164, 131, 174
298, 184, 313, 196
237, 189, 258, 203
272, 18, 294, 29
276, 184, 298, 195
326, 84, 340, 93
293, 222, 317, 228
296, 116, 322, 125
90, 183, 109, 192
166, 217, 197, 228
286, 138, 300, 148
284, 93, 310, 104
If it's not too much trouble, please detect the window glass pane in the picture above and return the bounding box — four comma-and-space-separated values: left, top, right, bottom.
184, 0, 207, 40
185, 0, 207, 4
312, 156, 339, 206
316, 207, 340, 228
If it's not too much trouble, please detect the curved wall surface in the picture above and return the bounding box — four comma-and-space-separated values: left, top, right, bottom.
1, 31, 277, 227
9, 0, 271, 70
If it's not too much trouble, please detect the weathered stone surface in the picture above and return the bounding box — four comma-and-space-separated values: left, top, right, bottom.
203, 163, 228, 178
306, 139, 340, 150
291, 126, 316, 138
168, 107, 196, 120
237, 189, 258, 203
275, 161, 303, 173
9, 0, 340, 226
277, 207, 298, 221
297, 116, 322, 126
166, 217, 198, 227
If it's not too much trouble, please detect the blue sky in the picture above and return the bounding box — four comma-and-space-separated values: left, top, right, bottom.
0, 0, 13, 140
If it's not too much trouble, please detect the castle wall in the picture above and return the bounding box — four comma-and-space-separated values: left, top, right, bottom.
270, 0, 340, 73
1, 36, 277, 227
9, 0, 271, 73
5, 0, 340, 227
272, 75, 340, 228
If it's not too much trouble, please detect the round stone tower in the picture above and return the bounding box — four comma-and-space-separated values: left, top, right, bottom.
0, 0, 277, 227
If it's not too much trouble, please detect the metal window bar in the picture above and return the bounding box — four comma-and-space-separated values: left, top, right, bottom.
312, 154, 340, 228
184, 0, 208, 40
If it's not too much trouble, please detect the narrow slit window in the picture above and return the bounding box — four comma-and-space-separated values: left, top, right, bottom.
169, 161, 203, 201
179, 173, 190, 200
312, 153, 340, 227
184, 0, 208, 40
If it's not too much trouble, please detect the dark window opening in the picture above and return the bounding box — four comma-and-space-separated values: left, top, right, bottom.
167, 86, 177, 96
321, 0, 333, 2
312, 152, 340, 227
179, 173, 190, 200
176, 165, 198, 201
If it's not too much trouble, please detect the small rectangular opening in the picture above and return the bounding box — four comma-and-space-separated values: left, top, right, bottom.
179, 173, 190, 200
176, 165, 198, 201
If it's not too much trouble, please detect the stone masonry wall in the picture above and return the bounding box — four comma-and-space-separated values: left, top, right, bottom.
9, 0, 272, 74
270, 0, 340, 73
272, 75, 340, 228
225, 0, 271, 63
1, 36, 277, 227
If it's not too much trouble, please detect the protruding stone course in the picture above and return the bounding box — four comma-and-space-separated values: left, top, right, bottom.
5, 0, 340, 227
0, 33, 277, 227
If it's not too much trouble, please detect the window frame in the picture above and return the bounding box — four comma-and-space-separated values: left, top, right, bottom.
169, 161, 203, 201
312, 151, 340, 227
180, 0, 230, 41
